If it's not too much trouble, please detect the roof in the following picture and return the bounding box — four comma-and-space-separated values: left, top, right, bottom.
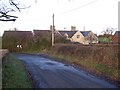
58, 30, 78, 38
115, 31, 120, 36
33, 30, 51, 37
80, 31, 90, 37
3, 31, 33, 38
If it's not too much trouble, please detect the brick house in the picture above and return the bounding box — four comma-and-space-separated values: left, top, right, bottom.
112, 31, 120, 44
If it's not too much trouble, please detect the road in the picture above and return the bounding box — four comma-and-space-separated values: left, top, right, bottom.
15, 54, 117, 88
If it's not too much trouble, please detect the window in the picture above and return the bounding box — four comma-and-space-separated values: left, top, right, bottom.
77, 35, 80, 38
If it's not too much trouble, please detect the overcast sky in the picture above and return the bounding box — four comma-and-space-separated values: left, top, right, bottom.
0, 0, 119, 36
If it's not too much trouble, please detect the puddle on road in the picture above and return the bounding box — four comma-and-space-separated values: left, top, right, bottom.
64, 64, 70, 67
45, 62, 55, 65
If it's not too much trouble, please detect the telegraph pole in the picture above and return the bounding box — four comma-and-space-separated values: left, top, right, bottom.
52, 14, 55, 46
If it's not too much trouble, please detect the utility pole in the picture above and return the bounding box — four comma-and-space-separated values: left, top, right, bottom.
52, 14, 55, 46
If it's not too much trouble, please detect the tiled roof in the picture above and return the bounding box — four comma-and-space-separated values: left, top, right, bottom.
3, 31, 33, 38
115, 31, 120, 36
80, 31, 90, 37
33, 30, 51, 37
58, 30, 77, 38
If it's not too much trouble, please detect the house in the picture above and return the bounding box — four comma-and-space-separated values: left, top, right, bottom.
58, 30, 98, 44
81, 31, 98, 44
33, 26, 98, 45
112, 31, 120, 44
58, 30, 85, 44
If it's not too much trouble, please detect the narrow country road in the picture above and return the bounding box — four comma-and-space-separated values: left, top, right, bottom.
15, 54, 117, 88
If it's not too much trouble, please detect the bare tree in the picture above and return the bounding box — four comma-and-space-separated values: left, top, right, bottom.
102, 27, 116, 35
0, 0, 31, 21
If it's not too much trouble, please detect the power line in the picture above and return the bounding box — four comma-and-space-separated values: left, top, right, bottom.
64, 0, 99, 14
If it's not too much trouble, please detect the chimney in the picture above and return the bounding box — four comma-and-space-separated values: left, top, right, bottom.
71, 26, 76, 31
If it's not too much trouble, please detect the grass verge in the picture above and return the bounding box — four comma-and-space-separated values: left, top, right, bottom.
2, 53, 32, 88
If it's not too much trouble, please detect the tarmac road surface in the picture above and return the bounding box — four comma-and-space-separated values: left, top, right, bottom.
15, 54, 117, 88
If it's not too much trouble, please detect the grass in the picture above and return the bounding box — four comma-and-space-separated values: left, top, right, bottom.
2, 53, 32, 88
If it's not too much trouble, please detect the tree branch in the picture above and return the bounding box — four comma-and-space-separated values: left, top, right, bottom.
9, 0, 20, 12
0, 19, 16, 21
0, 0, 33, 21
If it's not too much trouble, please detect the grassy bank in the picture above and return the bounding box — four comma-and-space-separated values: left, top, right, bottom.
2, 53, 32, 88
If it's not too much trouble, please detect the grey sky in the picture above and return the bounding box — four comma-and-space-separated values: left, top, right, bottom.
0, 0, 119, 36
